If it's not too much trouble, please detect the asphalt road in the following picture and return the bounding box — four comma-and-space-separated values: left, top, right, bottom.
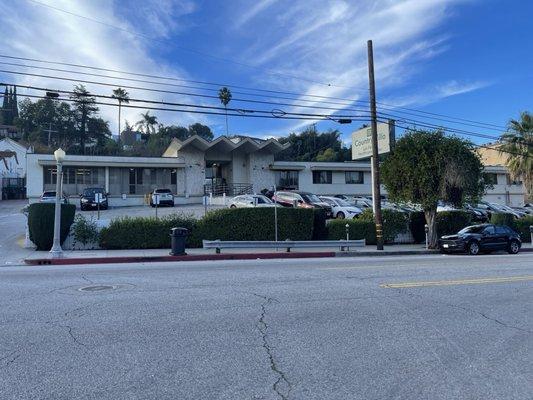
1, 253, 532, 400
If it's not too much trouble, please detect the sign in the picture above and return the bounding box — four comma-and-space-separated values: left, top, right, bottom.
95, 193, 102, 203
153, 194, 160, 205
351, 121, 395, 160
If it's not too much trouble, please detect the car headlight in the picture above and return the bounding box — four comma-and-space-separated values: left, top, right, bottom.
81, 198, 88, 203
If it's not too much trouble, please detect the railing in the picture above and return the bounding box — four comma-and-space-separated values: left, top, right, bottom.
203, 183, 254, 197
203, 239, 366, 253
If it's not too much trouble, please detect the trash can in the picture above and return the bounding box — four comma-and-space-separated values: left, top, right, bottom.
170, 227, 189, 256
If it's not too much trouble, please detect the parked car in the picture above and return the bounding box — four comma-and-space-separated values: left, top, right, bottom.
150, 188, 174, 207
40, 191, 69, 204
352, 197, 373, 209
319, 196, 362, 219
230, 194, 278, 208
439, 224, 521, 255
273, 191, 333, 218
464, 204, 489, 223
80, 187, 108, 211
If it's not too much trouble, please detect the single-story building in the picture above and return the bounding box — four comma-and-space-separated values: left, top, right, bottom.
25, 135, 527, 207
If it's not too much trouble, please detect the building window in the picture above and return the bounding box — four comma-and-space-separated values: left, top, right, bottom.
345, 171, 364, 184
275, 170, 299, 190
483, 173, 498, 185
312, 170, 332, 184
171, 169, 177, 185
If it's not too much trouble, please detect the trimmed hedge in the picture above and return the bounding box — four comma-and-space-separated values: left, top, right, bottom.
99, 214, 197, 249
312, 209, 328, 240
490, 212, 515, 227
28, 203, 76, 250
515, 216, 533, 243
436, 211, 472, 236
358, 208, 409, 243
409, 211, 426, 243
328, 219, 376, 244
189, 208, 315, 246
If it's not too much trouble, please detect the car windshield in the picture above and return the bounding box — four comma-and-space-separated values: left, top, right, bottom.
301, 194, 321, 203
155, 189, 171, 194
42, 191, 55, 197
336, 199, 351, 206
83, 188, 104, 196
254, 195, 272, 204
458, 225, 486, 234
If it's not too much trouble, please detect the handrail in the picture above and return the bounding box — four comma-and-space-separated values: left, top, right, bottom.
203, 239, 366, 253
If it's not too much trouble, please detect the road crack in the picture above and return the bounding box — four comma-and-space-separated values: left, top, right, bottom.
253, 293, 292, 400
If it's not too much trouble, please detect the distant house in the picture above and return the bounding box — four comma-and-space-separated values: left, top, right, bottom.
0, 125, 21, 140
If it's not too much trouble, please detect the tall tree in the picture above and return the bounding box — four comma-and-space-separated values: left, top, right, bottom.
70, 84, 98, 154
500, 111, 533, 201
381, 129, 486, 248
159, 125, 189, 140
111, 87, 130, 138
188, 122, 213, 140
135, 111, 158, 135
218, 87, 232, 135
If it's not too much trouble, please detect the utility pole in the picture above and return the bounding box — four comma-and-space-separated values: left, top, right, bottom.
43, 123, 58, 147
367, 40, 384, 251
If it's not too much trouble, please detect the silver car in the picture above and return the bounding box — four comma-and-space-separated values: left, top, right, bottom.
229, 194, 278, 208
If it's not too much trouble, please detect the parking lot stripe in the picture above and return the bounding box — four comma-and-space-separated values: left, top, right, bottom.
380, 275, 533, 288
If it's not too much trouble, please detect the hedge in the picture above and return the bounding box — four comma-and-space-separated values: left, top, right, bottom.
312, 209, 328, 240
99, 214, 197, 249
436, 211, 472, 236
28, 203, 76, 250
328, 219, 376, 244
408, 212, 426, 243
491, 213, 532, 243
189, 207, 315, 246
358, 208, 409, 243
490, 212, 515, 227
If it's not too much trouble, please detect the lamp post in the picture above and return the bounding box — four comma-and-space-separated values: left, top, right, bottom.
50, 148, 65, 258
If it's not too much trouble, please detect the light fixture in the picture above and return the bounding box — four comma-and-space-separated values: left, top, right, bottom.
54, 148, 66, 163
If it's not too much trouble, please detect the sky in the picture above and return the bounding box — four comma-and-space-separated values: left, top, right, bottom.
0, 0, 532, 146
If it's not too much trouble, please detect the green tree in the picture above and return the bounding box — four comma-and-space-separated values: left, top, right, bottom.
381, 129, 486, 248
500, 112, 533, 201
188, 122, 214, 140
276, 126, 349, 161
218, 87, 232, 135
159, 125, 189, 140
111, 87, 130, 138
135, 111, 158, 135
315, 147, 337, 161
70, 84, 98, 154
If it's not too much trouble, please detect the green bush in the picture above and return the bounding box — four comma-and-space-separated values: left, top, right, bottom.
99, 214, 197, 249
72, 214, 99, 245
436, 211, 472, 236
514, 216, 533, 243
328, 219, 376, 244
28, 203, 76, 250
358, 208, 408, 243
312, 209, 328, 240
189, 208, 315, 246
408, 211, 426, 243
490, 212, 516, 227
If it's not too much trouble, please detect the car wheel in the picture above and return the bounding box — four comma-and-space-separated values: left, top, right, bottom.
467, 241, 480, 255
337, 211, 345, 219
508, 240, 520, 254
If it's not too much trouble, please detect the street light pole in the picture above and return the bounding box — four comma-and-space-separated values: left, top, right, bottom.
50, 148, 65, 258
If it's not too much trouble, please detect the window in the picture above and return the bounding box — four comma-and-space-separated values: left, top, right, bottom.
495, 226, 509, 235
275, 170, 299, 189
345, 171, 364, 184
312, 170, 332, 184
483, 226, 495, 235
483, 173, 498, 185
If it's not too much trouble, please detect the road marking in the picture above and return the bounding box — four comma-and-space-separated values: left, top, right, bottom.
380, 275, 533, 288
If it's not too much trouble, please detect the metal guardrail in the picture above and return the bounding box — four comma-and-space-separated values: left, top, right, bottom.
202, 239, 366, 253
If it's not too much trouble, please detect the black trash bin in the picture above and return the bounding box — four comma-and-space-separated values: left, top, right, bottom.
170, 227, 189, 256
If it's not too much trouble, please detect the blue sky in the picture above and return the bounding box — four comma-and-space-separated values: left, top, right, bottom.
0, 0, 531, 146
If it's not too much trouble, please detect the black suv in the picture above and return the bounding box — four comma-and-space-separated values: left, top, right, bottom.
272, 191, 333, 218
80, 187, 108, 211
439, 224, 521, 255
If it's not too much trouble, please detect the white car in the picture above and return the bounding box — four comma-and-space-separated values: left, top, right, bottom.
319, 196, 362, 219
229, 194, 278, 208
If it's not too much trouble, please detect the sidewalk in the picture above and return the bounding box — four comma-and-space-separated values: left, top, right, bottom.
24, 244, 440, 266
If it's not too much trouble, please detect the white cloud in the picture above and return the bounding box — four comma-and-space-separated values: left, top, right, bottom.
234, 0, 279, 29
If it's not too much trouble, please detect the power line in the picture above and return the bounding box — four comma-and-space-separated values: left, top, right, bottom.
25, 0, 357, 89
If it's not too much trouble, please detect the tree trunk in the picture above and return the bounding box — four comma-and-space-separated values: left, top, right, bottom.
424, 208, 438, 249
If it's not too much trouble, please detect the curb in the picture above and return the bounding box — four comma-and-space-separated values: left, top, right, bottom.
336, 249, 437, 257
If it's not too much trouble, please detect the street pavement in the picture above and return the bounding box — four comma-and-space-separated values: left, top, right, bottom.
1, 253, 532, 399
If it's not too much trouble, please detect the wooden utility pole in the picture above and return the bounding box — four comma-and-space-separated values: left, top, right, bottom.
367, 40, 384, 250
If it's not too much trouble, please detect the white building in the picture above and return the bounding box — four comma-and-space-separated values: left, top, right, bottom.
25, 135, 527, 207
0, 138, 28, 178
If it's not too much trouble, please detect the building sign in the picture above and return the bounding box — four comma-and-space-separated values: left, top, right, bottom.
351, 121, 395, 160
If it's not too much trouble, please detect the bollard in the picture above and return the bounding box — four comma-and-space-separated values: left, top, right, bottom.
424, 224, 429, 250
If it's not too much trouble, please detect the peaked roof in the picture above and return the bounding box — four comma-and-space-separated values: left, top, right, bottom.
164, 134, 289, 156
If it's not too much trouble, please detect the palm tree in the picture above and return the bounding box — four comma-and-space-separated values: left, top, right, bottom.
500, 111, 533, 201
135, 111, 158, 135
111, 87, 130, 138
218, 87, 232, 135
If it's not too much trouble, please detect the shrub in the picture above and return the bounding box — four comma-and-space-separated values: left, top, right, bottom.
408, 211, 426, 243
358, 208, 408, 243
189, 208, 315, 247
514, 216, 533, 243
99, 214, 197, 249
312, 209, 328, 240
490, 212, 516, 227
28, 203, 76, 250
71, 214, 99, 245
436, 211, 472, 236
328, 219, 376, 244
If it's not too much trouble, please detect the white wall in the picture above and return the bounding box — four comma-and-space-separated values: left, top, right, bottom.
249, 151, 275, 193
0, 138, 27, 178
177, 147, 205, 197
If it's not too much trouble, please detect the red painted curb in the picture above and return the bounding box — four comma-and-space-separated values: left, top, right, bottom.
24, 251, 336, 266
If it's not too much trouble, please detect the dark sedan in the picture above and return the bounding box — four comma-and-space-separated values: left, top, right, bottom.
439, 224, 521, 255
80, 187, 108, 211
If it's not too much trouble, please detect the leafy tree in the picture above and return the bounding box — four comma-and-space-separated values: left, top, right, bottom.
188, 122, 214, 140
500, 112, 533, 201
218, 87, 232, 135
70, 85, 98, 154
135, 111, 158, 134
381, 129, 486, 248
315, 148, 337, 161
159, 125, 189, 140
111, 87, 130, 137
